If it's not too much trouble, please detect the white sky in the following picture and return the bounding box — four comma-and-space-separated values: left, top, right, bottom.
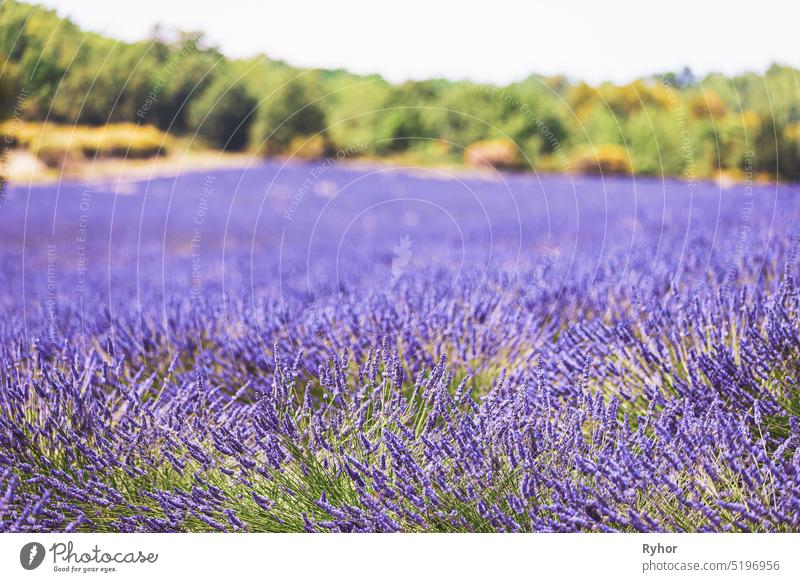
32, 0, 800, 85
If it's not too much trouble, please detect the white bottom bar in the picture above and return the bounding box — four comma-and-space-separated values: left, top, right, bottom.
2, 533, 797, 581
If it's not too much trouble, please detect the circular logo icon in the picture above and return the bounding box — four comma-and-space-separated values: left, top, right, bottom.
20, 542, 46, 570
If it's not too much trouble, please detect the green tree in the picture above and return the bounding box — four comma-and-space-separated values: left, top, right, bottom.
249, 77, 327, 155
187, 71, 256, 151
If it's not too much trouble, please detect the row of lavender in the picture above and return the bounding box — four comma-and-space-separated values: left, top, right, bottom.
1, 163, 799, 531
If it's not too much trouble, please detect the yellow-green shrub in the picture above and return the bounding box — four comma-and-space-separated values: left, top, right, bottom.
1, 121, 170, 167
288, 134, 329, 160
570, 143, 633, 175
464, 138, 522, 169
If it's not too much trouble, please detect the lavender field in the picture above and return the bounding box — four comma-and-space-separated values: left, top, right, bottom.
1, 162, 799, 532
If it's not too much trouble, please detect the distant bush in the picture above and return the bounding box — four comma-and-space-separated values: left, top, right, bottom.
1, 121, 170, 167
570, 143, 633, 175
288, 134, 329, 159
464, 138, 522, 169
687, 90, 728, 119
781, 122, 800, 180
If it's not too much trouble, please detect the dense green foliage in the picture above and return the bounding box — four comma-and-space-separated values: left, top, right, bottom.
1, 0, 800, 178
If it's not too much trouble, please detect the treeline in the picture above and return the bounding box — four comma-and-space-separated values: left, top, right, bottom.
2, 0, 800, 179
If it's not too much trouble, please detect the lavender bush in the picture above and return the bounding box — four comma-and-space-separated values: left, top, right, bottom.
0, 163, 799, 532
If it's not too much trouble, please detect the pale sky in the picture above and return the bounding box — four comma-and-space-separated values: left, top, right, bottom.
32, 0, 800, 84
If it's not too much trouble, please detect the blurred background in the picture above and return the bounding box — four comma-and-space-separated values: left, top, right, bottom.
1, 0, 799, 184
